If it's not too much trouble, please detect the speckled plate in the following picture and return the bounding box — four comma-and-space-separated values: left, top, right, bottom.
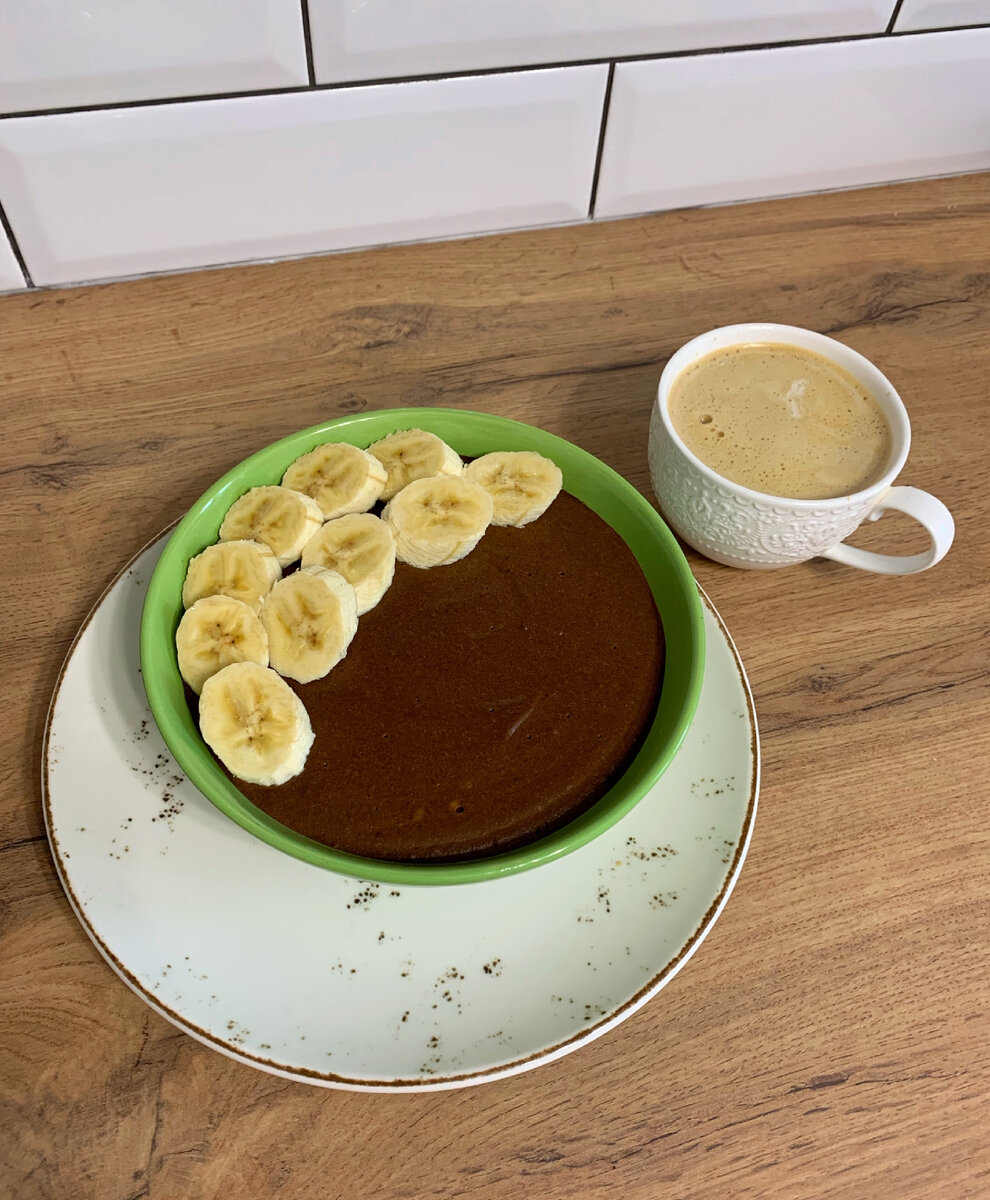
44, 532, 759, 1092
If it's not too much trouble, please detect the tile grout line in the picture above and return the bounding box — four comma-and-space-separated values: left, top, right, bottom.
0, 24, 985, 123
886, 1, 906, 34
299, 0, 317, 88
587, 63, 616, 219
0, 198, 34, 287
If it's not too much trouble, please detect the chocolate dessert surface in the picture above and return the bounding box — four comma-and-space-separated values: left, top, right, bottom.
224, 492, 664, 861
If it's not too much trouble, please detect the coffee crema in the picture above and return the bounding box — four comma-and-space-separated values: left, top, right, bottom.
667, 342, 892, 500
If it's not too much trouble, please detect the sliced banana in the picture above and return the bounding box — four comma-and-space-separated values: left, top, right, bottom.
300, 512, 396, 615
382, 475, 493, 568
261, 566, 358, 684
462, 451, 563, 527
282, 441, 387, 520
199, 661, 313, 786
219, 486, 324, 568
176, 594, 270, 695
181, 539, 281, 614
367, 428, 463, 501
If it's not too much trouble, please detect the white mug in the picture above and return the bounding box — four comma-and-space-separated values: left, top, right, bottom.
648, 323, 954, 574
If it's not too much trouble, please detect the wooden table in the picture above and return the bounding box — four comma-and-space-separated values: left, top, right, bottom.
2, 173, 987, 1199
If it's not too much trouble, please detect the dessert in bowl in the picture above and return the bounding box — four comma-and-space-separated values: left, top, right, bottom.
140, 409, 705, 884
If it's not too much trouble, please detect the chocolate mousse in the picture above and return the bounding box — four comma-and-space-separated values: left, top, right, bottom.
216, 492, 664, 862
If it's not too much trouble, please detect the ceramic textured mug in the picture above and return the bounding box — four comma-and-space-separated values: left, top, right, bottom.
648, 323, 954, 574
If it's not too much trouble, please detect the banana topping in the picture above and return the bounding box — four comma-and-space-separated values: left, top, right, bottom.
199, 662, 314, 786
176, 594, 270, 695
176, 434, 567, 786
300, 512, 396, 615
181, 538, 281, 614
219, 486, 324, 568
260, 566, 359, 684
382, 474, 494, 568
282, 441, 387, 520
462, 450, 563, 527
367, 428, 463, 501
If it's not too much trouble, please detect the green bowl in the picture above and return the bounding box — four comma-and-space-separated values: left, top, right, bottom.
140, 408, 705, 885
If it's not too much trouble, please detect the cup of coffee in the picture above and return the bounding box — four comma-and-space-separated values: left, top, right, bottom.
648, 323, 954, 574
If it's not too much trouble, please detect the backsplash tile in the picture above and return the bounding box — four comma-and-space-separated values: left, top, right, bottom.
0, 225, 26, 291
895, 0, 990, 28
0, 67, 608, 287
0, 0, 308, 114
594, 27, 990, 218
0, 5, 984, 294
308, 0, 893, 83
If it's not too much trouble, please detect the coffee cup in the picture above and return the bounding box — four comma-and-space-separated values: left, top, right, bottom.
648, 323, 954, 574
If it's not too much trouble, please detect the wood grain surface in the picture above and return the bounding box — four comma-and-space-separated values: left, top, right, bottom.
1, 172, 988, 1199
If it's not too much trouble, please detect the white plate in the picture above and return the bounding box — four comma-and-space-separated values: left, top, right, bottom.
44, 533, 759, 1092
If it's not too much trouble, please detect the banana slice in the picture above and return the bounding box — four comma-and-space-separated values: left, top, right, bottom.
175, 594, 270, 695
300, 513, 396, 615
382, 475, 493, 568
261, 566, 358, 684
367, 428, 463, 501
462, 451, 563, 527
181, 539, 282, 614
199, 661, 313, 786
219, 486, 323, 568
282, 442, 387, 520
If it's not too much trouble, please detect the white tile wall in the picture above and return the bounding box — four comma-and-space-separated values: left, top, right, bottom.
895, 0, 990, 28
0, 67, 608, 287
0, 0, 309, 114
308, 0, 893, 84
0, 224, 26, 291
0, 2, 985, 295
595, 27, 990, 218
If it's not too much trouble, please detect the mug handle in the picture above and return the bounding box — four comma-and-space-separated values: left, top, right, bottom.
820, 486, 954, 575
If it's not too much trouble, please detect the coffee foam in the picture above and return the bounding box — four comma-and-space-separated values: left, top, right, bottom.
668, 343, 892, 500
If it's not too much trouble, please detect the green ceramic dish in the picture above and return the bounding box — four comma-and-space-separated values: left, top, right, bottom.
140, 408, 705, 885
